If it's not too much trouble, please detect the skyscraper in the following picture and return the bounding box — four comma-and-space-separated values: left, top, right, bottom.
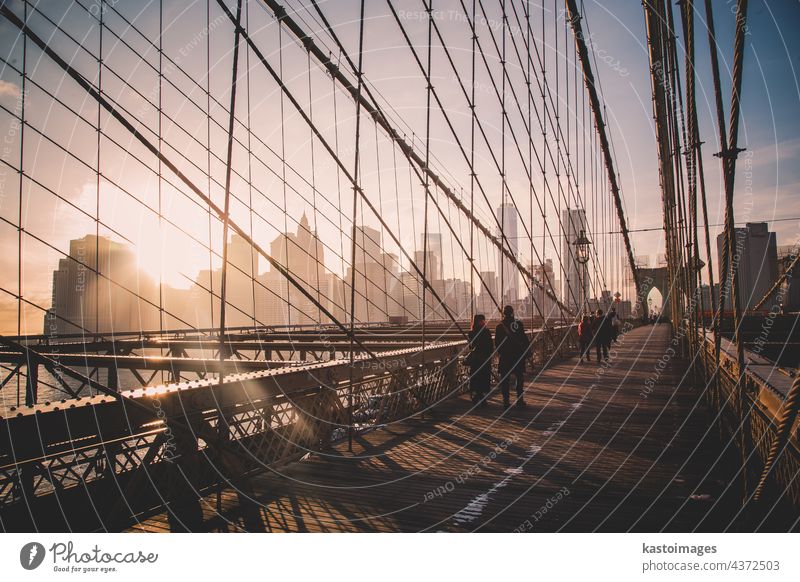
46, 235, 159, 335
345, 225, 390, 322
420, 232, 444, 281
413, 250, 441, 282
496, 202, 519, 303
262, 212, 327, 326
475, 270, 498, 317
561, 208, 589, 312
529, 259, 561, 320
224, 233, 256, 327
716, 222, 778, 312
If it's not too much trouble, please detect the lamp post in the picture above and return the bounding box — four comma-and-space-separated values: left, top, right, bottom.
573, 229, 591, 313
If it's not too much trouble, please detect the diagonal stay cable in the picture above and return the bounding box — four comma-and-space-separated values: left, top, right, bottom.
0, 4, 428, 375
565, 0, 642, 308
259, 0, 573, 317
216, 0, 469, 337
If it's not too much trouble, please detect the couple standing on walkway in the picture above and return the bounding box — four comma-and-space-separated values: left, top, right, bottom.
577, 308, 619, 363
466, 305, 529, 410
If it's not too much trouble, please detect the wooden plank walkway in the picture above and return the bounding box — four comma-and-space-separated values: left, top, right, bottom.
130, 324, 739, 533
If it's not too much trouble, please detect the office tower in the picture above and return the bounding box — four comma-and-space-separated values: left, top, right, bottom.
532, 259, 557, 293
496, 202, 519, 303
528, 259, 560, 321
345, 225, 390, 322
223, 233, 256, 327
716, 222, 778, 311
561, 208, 589, 312
264, 213, 326, 326
46, 235, 158, 335
420, 232, 444, 281
474, 270, 498, 317
413, 249, 441, 282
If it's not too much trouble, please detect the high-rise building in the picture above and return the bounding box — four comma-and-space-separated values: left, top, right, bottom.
353, 225, 382, 267
496, 202, 519, 303
716, 222, 778, 312
443, 279, 472, 320
223, 233, 256, 327
561, 208, 589, 312
262, 213, 327, 326
344, 225, 391, 322
420, 232, 444, 281
531, 259, 558, 295
46, 235, 159, 335
777, 244, 800, 312
528, 259, 561, 321
475, 270, 498, 317
383, 253, 406, 318
413, 249, 441, 282
400, 270, 422, 321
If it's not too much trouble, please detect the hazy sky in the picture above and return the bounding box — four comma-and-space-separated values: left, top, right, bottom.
0, 0, 798, 333
578, 0, 800, 263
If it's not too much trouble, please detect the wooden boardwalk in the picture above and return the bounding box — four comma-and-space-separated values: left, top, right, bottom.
130, 324, 739, 533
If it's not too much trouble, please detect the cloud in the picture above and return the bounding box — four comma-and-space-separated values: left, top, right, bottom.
0, 79, 21, 100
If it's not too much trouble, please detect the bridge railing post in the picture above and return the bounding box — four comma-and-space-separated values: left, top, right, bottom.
24, 358, 38, 406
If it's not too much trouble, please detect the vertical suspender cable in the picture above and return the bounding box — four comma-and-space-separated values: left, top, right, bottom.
422, 0, 434, 355
215, 0, 243, 517
218, 0, 244, 345
705, 0, 752, 501
565, 0, 642, 316
347, 0, 366, 450
469, 0, 476, 319
19, 0, 27, 405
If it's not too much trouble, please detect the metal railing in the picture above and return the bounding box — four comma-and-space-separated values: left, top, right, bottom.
693, 328, 800, 510
0, 324, 578, 531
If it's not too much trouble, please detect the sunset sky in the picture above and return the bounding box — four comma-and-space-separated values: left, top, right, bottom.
0, 0, 798, 334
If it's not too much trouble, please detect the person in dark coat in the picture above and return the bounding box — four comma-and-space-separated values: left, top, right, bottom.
578, 314, 593, 362
592, 309, 612, 361
466, 314, 493, 405
609, 307, 621, 343
494, 305, 529, 409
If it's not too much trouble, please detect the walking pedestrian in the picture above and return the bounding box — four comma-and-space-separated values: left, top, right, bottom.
466, 314, 493, 405
578, 314, 593, 362
495, 305, 530, 409
609, 307, 621, 343
592, 309, 612, 361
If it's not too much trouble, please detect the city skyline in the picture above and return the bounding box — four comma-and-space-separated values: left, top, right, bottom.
2, 1, 797, 339
43, 201, 643, 335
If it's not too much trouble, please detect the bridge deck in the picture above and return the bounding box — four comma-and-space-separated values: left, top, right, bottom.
130, 324, 736, 533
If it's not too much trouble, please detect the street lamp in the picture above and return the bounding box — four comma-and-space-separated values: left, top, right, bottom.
573, 229, 591, 312
573, 229, 592, 265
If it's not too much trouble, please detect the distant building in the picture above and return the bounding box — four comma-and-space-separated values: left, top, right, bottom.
225, 233, 257, 327
527, 259, 561, 321
531, 259, 557, 292
561, 208, 589, 312
344, 225, 399, 323
421, 232, 444, 281
716, 222, 778, 312
261, 213, 329, 326
496, 203, 519, 303
695, 284, 719, 316
777, 244, 800, 312
45, 235, 159, 335
475, 270, 498, 317
413, 249, 441, 282
400, 270, 422, 320
586, 289, 613, 314
443, 278, 472, 320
